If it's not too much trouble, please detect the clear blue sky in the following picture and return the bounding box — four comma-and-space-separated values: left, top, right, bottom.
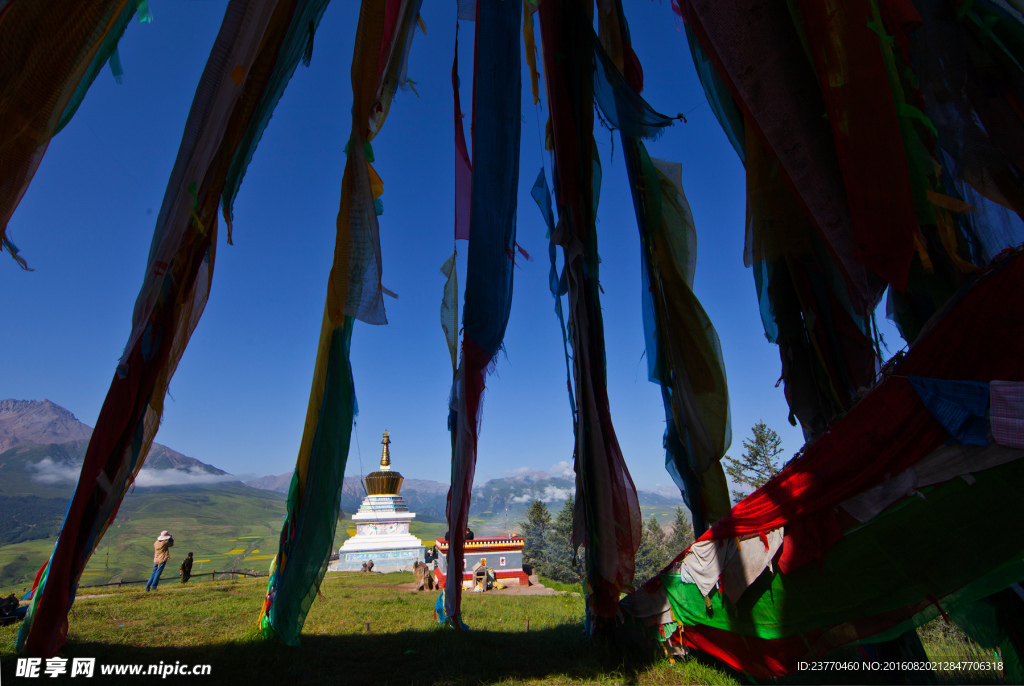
3, 1, 890, 494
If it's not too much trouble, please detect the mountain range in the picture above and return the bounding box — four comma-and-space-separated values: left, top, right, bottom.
0, 398, 688, 585
0, 399, 244, 555
0, 399, 287, 589
0, 399, 227, 481
2, 398, 686, 511
244, 467, 688, 527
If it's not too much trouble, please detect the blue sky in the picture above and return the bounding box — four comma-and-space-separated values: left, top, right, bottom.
1, 1, 886, 494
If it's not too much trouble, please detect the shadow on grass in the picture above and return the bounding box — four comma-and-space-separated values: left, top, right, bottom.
1, 626, 666, 685
3, 626, 1006, 684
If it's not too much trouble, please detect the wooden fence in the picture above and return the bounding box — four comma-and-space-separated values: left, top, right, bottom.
78, 570, 268, 589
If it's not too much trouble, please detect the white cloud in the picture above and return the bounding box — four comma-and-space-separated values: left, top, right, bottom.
651, 482, 683, 499
549, 461, 574, 478
539, 485, 573, 502
28, 459, 236, 487
504, 466, 531, 476
26, 458, 81, 484
133, 467, 236, 487
510, 485, 573, 504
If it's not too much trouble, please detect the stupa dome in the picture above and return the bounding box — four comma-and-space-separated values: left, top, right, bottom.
363, 429, 404, 496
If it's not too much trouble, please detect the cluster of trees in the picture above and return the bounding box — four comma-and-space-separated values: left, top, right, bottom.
0, 496, 64, 546
635, 509, 695, 584
520, 497, 695, 586
520, 496, 582, 585
516, 423, 788, 587
516, 421, 786, 593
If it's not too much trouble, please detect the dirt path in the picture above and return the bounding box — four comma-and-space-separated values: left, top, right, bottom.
75, 576, 569, 599
394, 579, 560, 596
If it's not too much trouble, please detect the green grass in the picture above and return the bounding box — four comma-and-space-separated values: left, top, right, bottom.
0, 573, 1012, 684
536, 575, 582, 595
1, 491, 448, 597
0, 538, 57, 595
918, 617, 1008, 685
0, 573, 730, 685
409, 521, 449, 545
0, 483, 288, 594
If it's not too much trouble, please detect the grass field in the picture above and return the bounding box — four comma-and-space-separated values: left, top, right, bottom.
0, 494, 452, 596
0, 572, 1009, 685
0, 573, 710, 685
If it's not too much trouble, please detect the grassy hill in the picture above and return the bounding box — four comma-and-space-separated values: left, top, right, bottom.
0, 442, 92, 550
0, 486, 453, 594
0, 474, 686, 593
0, 436, 236, 548
0, 402, 689, 592
0, 483, 288, 593
0, 431, 297, 590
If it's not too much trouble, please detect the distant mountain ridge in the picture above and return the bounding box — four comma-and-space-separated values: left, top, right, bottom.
242, 474, 451, 522
0, 397, 686, 533
0, 399, 225, 475
245, 470, 687, 528
0, 398, 690, 586
0, 399, 91, 452
244, 473, 293, 493
0, 399, 279, 561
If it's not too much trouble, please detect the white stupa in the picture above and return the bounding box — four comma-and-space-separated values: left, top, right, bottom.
329, 430, 425, 573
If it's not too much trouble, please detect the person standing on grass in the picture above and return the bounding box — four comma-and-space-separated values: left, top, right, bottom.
145, 530, 174, 591
180, 552, 193, 584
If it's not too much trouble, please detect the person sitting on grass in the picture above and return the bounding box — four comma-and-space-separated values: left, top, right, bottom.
180, 552, 193, 584
145, 530, 173, 591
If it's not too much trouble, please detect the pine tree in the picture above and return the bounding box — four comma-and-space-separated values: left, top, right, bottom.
723, 421, 784, 502
667, 507, 695, 555
544, 495, 584, 585
519, 499, 551, 573
646, 514, 667, 550
634, 515, 671, 585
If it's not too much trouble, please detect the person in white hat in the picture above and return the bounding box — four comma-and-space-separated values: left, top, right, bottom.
145, 530, 174, 591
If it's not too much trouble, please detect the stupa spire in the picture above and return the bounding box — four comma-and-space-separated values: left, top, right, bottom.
380, 429, 391, 471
